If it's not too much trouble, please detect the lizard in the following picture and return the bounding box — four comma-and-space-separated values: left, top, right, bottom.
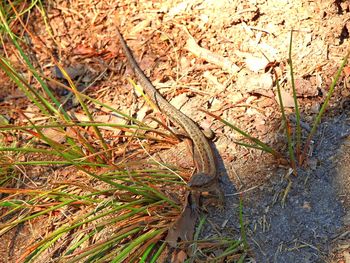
115, 28, 224, 204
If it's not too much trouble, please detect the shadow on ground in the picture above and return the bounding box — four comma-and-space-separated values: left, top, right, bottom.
248, 115, 349, 262
205, 114, 349, 262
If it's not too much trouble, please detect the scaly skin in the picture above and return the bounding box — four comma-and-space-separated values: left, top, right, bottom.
116, 28, 223, 201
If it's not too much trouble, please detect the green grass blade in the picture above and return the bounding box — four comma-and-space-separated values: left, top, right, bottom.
111, 228, 166, 263
0, 57, 51, 115
303, 50, 350, 161
288, 30, 301, 157
149, 242, 166, 263
66, 228, 142, 263
24, 231, 65, 263
239, 196, 248, 250
43, 74, 146, 126
202, 110, 282, 158
1, 199, 76, 231
0, 7, 66, 115
140, 243, 156, 263
274, 70, 296, 170
54, 63, 109, 160
232, 141, 267, 152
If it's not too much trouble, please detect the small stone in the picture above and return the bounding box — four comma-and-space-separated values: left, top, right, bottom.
302, 201, 312, 211
245, 56, 269, 72
310, 103, 320, 113
237, 72, 274, 97
295, 78, 319, 97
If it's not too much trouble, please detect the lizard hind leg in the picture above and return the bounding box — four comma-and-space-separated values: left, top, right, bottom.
202, 184, 225, 210
188, 174, 225, 209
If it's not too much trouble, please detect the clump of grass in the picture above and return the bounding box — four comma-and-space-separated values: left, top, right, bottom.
0, 74, 183, 262
0, 4, 187, 262
0, 66, 184, 261
0, 1, 39, 50
208, 30, 349, 173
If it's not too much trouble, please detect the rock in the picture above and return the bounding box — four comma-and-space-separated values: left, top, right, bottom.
237, 70, 274, 97
245, 55, 269, 72
275, 89, 295, 108
295, 78, 319, 97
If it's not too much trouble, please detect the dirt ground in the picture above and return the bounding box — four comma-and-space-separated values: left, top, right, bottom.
1, 0, 350, 262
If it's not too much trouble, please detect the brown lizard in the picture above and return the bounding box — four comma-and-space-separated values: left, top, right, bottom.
116, 28, 223, 203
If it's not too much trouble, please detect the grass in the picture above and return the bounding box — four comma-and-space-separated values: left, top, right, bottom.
0, 2, 179, 262
0, 78, 182, 261
0, 0, 40, 54
0, 2, 248, 262
206, 30, 349, 173
203, 30, 348, 210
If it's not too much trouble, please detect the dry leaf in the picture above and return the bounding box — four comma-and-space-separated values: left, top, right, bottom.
171, 250, 188, 263
166, 192, 199, 248
42, 128, 66, 143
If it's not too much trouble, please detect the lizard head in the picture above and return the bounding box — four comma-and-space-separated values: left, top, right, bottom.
188, 172, 213, 189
